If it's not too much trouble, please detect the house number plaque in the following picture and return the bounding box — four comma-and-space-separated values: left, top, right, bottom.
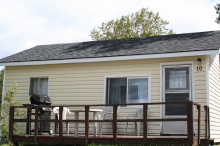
197, 66, 202, 71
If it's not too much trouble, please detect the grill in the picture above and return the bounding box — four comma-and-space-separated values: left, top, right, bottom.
30, 93, 53, 135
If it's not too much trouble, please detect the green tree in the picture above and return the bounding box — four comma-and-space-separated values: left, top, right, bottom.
0, 82, 24, 144
90, 8, 175, 41
215, 3, 220, 24
0, 68, 4, 105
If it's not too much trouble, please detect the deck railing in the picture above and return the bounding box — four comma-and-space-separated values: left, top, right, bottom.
204, 105, 210, 139
9, 101, 208, 145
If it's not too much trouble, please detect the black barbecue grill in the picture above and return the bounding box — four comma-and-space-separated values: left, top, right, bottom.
29, 93, 53, 135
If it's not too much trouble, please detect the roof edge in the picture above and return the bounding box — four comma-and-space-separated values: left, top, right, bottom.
0, 50, 218, 67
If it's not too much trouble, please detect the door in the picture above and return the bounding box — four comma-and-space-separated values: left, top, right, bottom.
162, 65, 192, 135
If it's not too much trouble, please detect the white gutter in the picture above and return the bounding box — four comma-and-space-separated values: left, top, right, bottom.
0, 50, 218, 67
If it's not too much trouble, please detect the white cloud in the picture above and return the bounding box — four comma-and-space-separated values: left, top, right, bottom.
0, 0, 219, 70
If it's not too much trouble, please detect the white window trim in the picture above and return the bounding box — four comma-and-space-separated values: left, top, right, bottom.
103, 74, 151, 109
29, 76, 50, 96
159, 61, 195, 134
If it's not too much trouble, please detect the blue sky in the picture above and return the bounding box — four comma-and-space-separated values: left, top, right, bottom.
0, 0, 220, 70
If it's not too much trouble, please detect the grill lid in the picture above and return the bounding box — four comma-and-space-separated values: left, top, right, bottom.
30, 93, 52, 105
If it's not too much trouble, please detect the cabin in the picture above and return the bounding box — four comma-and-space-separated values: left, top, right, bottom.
1, 30, 220, 145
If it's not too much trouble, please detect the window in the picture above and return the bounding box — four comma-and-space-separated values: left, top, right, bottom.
105, 75, 150, 105
165, 67, 189, 91
163, 65, 191, 115
29, 77, 49, 95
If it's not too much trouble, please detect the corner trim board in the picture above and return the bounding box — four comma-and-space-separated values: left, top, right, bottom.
1, 68, 6, 115
206, 55, 210, 106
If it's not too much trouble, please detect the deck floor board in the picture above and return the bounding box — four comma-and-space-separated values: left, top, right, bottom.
12, 134, 213, 145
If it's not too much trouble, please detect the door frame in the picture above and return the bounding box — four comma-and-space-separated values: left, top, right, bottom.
160, 61, 195, 134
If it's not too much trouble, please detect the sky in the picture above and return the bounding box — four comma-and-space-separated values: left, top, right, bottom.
0, 0, 220, 70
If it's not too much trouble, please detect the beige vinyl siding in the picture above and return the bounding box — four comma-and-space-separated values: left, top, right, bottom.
209, 54, 220, 142
4, 55, 207, 136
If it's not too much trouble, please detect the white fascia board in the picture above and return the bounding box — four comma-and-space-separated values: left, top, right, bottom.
0, 50, 218, 67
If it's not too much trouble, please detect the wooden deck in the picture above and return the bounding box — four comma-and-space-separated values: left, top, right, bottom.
12, 134, 214, 145
9, 102, 213, 146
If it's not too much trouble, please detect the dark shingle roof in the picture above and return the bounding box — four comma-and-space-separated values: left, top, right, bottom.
0, 30, 220, 63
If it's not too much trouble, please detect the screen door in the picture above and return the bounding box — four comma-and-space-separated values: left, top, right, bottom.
162, 65, 192, 134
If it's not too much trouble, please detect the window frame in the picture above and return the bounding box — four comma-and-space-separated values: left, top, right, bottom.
29, 76, 50, 96
104, 74, 151, 108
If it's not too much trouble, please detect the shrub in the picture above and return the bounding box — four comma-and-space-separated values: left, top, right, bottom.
0, 82, 25, 145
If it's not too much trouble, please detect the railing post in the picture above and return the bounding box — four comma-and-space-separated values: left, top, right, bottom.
204, 106, 207, 139
197, 105, 201, 145
208, 106, 210, 138
187, 101, 194, 145
9, 106, 14, 141
26, 108, 31, 134
113, 105, 117, 144
55, 113, 58, 135
143, 104, 148, 144
85, 106, 89, 145
204, 105, 210, 139
59, 106, 63, 144
34, 107, 39, 143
